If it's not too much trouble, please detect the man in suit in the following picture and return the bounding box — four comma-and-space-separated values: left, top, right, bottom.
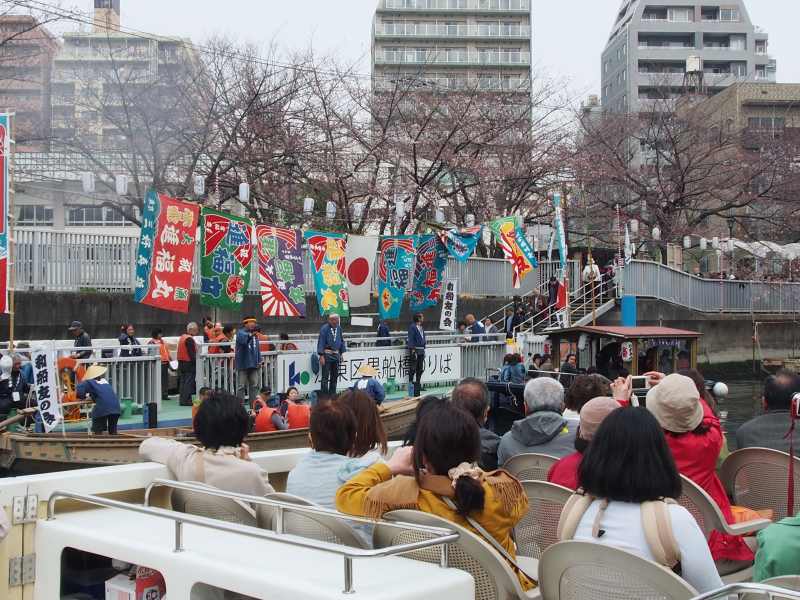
317, 314, 347, 396
407, 313, 426, 398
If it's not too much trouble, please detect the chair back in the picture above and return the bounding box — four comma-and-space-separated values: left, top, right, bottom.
539, 541, 697, 600
502, 453, 559, 482
170, 483, 256, 526
721, 447, 800, 521
256, 492, 367, 549
374, 509, 528, 600
675, 475, 726, 539
515, 481, 573, 559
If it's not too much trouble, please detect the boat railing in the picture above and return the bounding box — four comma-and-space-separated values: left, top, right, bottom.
691, 583, 800, 599
49, 483, 460, 595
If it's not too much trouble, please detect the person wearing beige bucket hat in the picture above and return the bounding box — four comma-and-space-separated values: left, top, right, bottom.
352, 363, 385, 405
76, 364, 121, 435
645, 371, 755, 564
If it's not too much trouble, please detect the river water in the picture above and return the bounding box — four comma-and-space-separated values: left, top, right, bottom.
718, 379, 764, 448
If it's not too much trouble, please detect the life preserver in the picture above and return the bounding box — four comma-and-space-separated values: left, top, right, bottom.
252, 398, 277, 433
285, 399, 310, 429
177, 334, 193, 362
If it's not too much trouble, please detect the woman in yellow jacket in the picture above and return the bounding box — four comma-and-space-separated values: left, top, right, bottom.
336, 403, 534, 591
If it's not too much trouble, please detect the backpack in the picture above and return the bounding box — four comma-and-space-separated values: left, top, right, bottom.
556, 492, 682, 571
309, 352, 320, 375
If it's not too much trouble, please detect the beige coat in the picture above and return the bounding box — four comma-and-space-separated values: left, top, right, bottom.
139, 437, 274, 497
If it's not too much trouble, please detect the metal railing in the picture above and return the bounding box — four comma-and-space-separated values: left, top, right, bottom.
380, 0, 530, 10
75, 347, 163, 409
48, 485, 459, 595
373, 77, 532, 92
622, 260, 800, 314
376, 50, 531, 66
12, 228, 564, 298
691, 583, 800, 599
376, 23, 531, 38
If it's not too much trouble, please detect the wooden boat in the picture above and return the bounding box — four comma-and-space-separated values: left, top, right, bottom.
762, 357, 800, 374
0, 397, 419, 475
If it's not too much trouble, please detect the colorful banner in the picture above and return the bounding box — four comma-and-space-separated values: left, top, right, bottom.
32, 344, 62, 433
439, 226, 483, 263
489, 217, 539, 289
0, 114, 9, 314
200, 208, 254, 310
256, 225, 306, 318
345, 235, 379, 308
304, 230, 350, 317
410, 234, 448, 312
439, 279, 458, 331
134, 190, 199, 313
277, 345, 461, 394
377, 236, 416, 320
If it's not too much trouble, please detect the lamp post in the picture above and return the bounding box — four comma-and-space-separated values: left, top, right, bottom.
727, 216, 736, 277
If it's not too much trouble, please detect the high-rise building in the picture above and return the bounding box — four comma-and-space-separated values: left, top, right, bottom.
601, 0, 775, 113
51, 0, 192, 149
371, 0, 532, 99
0, 15, 59, 151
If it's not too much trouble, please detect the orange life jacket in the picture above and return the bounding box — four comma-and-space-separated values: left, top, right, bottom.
177, 334, 193, 362
208, 333, 228, 354
257, 333, 274, 353
150, 339, 170, 363
252, 398, 277, 433
285, 399, 310, 429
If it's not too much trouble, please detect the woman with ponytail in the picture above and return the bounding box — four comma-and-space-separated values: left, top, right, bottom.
336, 404, 534, 590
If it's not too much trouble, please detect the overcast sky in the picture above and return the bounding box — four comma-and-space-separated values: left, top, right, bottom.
73, 0, 800, 102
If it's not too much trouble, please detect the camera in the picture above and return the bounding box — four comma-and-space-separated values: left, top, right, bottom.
793, 393, 800, 419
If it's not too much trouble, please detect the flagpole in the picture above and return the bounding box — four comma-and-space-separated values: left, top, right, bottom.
7, 114, 14, 350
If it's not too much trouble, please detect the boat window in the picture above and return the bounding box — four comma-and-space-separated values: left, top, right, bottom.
191, 582, 258, 600
61, 547, 166, 599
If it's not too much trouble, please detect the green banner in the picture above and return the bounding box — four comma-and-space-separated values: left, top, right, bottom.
200, 207, 254, 310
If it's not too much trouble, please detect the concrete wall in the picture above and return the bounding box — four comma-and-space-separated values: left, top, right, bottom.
600, 298, 800, 366
0, 291, 508, 340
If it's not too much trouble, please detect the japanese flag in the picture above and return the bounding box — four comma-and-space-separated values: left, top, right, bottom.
345, 236, 378, 308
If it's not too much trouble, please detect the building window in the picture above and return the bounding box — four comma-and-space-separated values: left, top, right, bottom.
668, 8, 692, 23
719, 8, 739, 22
17, 205, 53, 227
67, 206, 136, 227
756, 40, 767, 55
748, 117, 785, 131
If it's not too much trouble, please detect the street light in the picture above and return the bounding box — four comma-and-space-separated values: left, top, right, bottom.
465, 214, 475, 227
652, 226, 661, 241
303, 197, 315, 216
326, 201, 337, 221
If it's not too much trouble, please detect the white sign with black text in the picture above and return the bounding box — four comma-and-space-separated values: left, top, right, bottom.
439, 279, 458, 331
277, 346, 462, 394
31, 345, 62, 432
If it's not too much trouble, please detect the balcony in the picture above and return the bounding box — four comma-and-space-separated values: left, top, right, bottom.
375, 50, 531, 66
56, 48, 153, 62
373, 76, 531, 92
378, 0, 530, 14
375, 22, 530, 39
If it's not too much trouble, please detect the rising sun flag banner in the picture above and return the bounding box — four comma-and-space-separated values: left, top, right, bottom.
0, 114, 9, 314
489, 216, 539, 289
304, 230, 350, 318
377, 236, 416, 320
134, 190, 199, 313
256, 225, 306, 318
410, 234, 448, 313
439, 225, 483, 263
200, 207, 254, 310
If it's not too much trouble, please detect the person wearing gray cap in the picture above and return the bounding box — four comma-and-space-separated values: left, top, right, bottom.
68, 321, 93, 360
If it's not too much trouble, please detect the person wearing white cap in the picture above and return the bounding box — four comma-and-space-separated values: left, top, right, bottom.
352, 364, 385, 405
76, 364, 121, 434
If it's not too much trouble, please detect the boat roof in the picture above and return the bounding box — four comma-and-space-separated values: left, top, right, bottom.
547, 325, 702, 340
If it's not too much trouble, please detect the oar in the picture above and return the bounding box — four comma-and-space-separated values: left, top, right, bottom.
0, 408, 38, 432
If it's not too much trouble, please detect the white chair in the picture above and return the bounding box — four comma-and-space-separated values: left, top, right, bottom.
538, 540, 697, 600
515, 481, 573, 561
676, 475, 771, 583
170, 482, 256, 526
742, 576, 800, 600
374, 509, 540, 600
720, 447, 800, 522
503, 453, 559, 482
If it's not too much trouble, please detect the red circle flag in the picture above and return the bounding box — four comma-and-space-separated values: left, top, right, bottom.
348, 257, 370, 286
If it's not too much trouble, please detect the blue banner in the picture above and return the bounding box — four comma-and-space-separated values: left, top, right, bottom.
377, 236, 416, 320
410, 234, 448, 312
133, 189, 159, 304
439, 225, 483, 263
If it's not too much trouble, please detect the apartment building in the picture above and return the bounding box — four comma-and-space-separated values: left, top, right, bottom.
50, 0, 192, 149
0, 15, 59, 151
371, 0, 532, 98
602, 0, 775, 113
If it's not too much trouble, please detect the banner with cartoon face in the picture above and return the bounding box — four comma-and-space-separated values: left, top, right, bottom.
304, 230, 350, 318
200, 207, 254, 310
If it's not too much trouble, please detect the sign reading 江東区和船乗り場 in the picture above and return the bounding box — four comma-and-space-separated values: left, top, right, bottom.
277, 346, 462, 394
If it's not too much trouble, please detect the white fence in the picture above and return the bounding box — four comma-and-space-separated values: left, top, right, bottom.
12, 227, 575, 298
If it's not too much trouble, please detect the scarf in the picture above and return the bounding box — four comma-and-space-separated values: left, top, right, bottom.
362, 465, 524, 520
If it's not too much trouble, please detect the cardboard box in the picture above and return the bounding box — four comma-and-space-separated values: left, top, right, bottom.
105, 574, 136, 600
